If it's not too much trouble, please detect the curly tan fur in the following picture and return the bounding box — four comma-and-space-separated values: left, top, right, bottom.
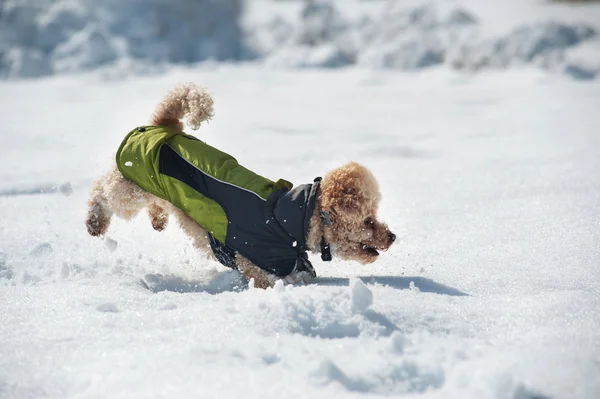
151, 82, 214, 130
305, 162, 395, 264
86, 83, 395, 290
236, 256, 276, 289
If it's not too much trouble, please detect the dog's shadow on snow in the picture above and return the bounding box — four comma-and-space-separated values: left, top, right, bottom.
141, 271, 247, 294
142, 272, 468, 297
317, 276, 469, 296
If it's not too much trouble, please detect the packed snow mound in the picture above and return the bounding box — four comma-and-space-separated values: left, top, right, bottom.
252, 1, 478, 69
254, 0, 599, 78
248, 0, 357, 68
449, 21, 596, 71
563, 39, 600, 79
0, 0, 243, 78
357, 2, 478, 69
1, 0, 599, 79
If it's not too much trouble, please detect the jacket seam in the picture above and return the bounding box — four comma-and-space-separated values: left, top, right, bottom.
164, 143, 268, 202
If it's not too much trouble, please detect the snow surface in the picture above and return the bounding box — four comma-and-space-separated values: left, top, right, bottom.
1, 65, 599, 398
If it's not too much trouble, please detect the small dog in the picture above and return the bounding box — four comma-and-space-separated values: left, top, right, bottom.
85, 83, 395, 288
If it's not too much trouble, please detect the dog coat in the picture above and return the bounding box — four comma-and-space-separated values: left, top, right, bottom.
116, 126, 320, 277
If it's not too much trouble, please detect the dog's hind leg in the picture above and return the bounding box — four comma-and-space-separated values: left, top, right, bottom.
148, 201, 169, 232
103, 167, 150, 221
86, 166, 150, 237
86, 179, 113, 237
171, 207, 212, 256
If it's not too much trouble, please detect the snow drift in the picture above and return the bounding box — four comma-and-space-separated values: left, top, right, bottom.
252, 1, 600, 79
1, 0, 599, 79
0, 0, 243, 78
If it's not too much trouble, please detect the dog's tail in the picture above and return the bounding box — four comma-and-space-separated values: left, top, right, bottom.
150, 83, 214, 131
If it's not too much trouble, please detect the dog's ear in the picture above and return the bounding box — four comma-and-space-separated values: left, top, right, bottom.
321, 161, 379, 217
329, 186, 361, 216
338, 187, 360, 213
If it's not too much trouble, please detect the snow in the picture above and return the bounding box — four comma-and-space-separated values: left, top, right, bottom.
0, 0, 243, 78
1, 1, 600, 398
2, 0, 600, 79
251, 0, 600, 78
58, 182, 73, 197
104, 237, 118, 253
1, 65, 599, 398
349, 278, 373, 313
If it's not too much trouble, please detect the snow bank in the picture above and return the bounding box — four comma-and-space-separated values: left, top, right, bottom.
357, 2, 478, 70
0, 0, 243, 78
449, 21, 596, 72
1, 0, 599, 79
253, 0, 599, 78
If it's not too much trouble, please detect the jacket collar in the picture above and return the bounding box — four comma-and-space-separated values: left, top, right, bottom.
272, 178, 322, 252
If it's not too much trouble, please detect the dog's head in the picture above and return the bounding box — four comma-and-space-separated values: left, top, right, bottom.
317, 162, 395, 264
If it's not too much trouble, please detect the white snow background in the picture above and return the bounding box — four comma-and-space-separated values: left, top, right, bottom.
2, 0, 600, 79
1, 1, 600, 399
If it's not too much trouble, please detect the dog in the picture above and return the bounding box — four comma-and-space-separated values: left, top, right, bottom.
85, 83, 396, 289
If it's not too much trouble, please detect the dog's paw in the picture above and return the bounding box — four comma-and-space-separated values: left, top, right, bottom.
86, 204, 109, 237
148, 203, 168, 232
282, 270, 316, 286
151, 217, 168, 232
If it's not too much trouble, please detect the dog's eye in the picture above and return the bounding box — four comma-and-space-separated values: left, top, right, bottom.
364, 217, 374, 227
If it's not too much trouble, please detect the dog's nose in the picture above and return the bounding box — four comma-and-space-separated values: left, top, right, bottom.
388, 232, 396, 243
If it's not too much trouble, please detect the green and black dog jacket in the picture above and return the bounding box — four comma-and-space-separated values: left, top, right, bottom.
116, 126, 320, 277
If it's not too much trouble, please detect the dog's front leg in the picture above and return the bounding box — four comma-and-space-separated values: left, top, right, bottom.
236, 256, 278, 289
282, 270, 316, 286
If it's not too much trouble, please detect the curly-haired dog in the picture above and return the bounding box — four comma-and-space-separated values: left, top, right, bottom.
86, 83, 396, 289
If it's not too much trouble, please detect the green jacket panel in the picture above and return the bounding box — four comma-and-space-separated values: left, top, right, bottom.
116, 126, 291, 243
